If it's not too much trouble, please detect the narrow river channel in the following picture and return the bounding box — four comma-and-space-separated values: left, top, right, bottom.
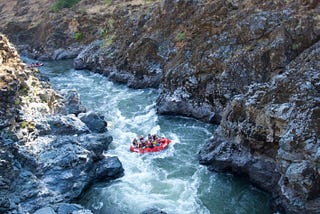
31, 59, 271, 214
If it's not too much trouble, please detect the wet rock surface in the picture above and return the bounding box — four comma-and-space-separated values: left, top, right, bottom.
140, 208, 168, 214
0, 34, 124, 213
33, 203, 93, 214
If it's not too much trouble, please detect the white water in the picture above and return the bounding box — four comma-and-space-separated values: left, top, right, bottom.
34, 59, 270, 214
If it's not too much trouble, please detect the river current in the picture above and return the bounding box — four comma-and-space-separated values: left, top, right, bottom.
31, 59, 271, 214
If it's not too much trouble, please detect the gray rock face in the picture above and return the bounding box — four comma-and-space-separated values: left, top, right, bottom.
0, 34, 124, 213
1, 107, 124, 213
56, 89, 86, 115
199, 41, 320, 213
79, 111, 107, 133
52, 46, 84, 61
70, 1, 319, 126
33, 203, 94, 214
73, 40, 103, 71
94, 156, 124, 181
34, 207, 56, 214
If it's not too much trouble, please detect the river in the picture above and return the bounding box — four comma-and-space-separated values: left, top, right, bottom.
31, 59, 271, 214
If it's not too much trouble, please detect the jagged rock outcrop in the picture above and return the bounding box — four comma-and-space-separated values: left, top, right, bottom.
0, 34, 124, 213
199, 41, 320, 213
72, 0, 320, 124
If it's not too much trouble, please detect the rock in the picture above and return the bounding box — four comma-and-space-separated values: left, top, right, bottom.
34, 207, 56, 214
78, 111, 107, 133
94, 156, 124, 181
56, 89, 86, 115
73, 40, 103, 70
0, 0, 319, 213
72, 209, 93, 214
140, 208, 168, 214
48, 114, 89, 135
78, 133, 113, 160
53, 46, 84, 60
56, 203, 85, 214
34, 203, 93, 214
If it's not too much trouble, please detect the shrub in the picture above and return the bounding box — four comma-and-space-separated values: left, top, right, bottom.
108, 19, 114, 29
292, 43, 300, 50
103, 34, 115, 47
74, 32, 84, 41
101, 29, 108, 38
175, 31, 186, 42
51, 0, 81, 12
14, 99, 20, 105
105, 0, 112, 5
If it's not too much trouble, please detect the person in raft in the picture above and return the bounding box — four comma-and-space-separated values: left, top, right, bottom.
132, 134, 160, 148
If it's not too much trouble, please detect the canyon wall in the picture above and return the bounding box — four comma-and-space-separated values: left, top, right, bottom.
0, 33, 123, 213
0, 0, 319, 213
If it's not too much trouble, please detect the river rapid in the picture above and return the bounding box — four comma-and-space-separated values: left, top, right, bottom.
33, 59, 271, 214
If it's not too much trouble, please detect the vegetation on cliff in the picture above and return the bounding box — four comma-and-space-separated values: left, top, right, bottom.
51, 0, 82, 12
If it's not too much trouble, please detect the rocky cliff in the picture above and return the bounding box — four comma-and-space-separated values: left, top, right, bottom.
72, 0, 319, 124
0, 34, 124, 213
199, 41, 320, 213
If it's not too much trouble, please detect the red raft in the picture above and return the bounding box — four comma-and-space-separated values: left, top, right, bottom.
130, 138, 171, 154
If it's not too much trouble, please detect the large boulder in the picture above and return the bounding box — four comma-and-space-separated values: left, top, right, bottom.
56, 89, 86, 115
79, 111, 107, 133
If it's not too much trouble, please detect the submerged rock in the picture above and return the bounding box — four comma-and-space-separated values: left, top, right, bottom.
140, 208, 168, 214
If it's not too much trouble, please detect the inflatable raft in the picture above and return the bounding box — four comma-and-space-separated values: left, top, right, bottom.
130, 138, 171, 154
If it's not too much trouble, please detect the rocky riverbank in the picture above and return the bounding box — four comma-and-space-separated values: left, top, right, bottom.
199, 41, 320, 213
0, 34, 124, 213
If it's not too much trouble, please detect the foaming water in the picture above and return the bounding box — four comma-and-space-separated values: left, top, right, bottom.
33, 59, 271, 214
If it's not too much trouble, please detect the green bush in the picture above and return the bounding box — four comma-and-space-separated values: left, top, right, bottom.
74, 32, 84, 41
101, 29, 108, 38
103, 34, 115, 47
292, 43, 300, 50
175, 31, 186, 42
51, 0, 81, 12
105, 0, 112, 5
